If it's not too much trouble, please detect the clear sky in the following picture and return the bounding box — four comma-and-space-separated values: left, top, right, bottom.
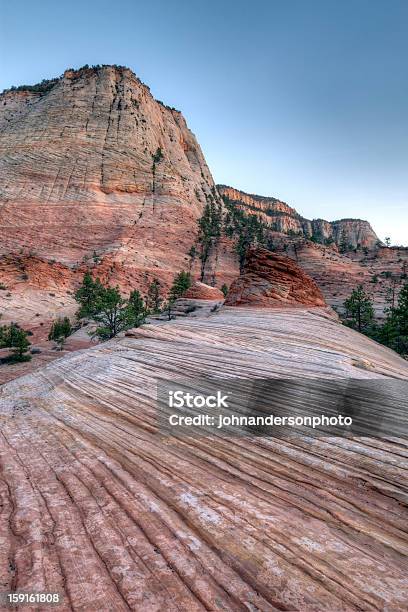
1, 0, 407, 244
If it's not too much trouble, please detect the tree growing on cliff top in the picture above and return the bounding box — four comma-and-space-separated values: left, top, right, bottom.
343, 285, 374, 333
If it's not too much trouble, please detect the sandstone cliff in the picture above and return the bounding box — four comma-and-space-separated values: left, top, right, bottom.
0, 65, 225, 285
1, 305, 407, 610
218, 185, 380, 249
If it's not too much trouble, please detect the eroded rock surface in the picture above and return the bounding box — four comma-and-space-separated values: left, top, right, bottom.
225, 247, 327, 308
280, 241, 408, 318
1, 307, 407, 611
183, 281, 224, 301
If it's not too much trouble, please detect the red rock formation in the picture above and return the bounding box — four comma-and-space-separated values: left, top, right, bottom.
183, 281, 224, 300
0, 66, 400, 339
225, 247, 327, 307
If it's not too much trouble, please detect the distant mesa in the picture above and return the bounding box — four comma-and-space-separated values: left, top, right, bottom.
218, 185, 380, 249
225, 247, 327, 308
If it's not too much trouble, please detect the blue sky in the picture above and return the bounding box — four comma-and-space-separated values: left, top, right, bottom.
1, 0, 407, 244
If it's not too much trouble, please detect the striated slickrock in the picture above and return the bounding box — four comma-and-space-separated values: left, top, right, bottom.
218, 185, 381, 249
225, 247, 327, 308
183, 281, 225, 301
0, 306, 407, 611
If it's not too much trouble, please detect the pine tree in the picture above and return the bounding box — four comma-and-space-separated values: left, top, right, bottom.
343, 285, 374, 333
75, 272, 104, 318
48, 317, 72, 349
339, 229, 349, 254
74, 274, 151, 340
380, 281, 408, 354
126, 290, 146, 327
0, 322, 31, 362
169, 271, 192, 301
146, 278, 163, 313
92, 286, 128, 340
164, 271, 192, 320
221, 284, 228, 297
197, 200, 222, 281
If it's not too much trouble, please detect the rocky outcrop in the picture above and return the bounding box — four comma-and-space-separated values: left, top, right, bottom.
218, 185, 380, 249
0, 65, 227, 289
1, 306, 407, 610
183, 281, 224, 300
225, 247, 327, 308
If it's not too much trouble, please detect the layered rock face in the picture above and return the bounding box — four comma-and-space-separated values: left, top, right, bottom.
279, 241, 408, 317
0, 65, 227, 289
225, 247, 327, 308
1, 306, 407, 610
218, 185, 380, 249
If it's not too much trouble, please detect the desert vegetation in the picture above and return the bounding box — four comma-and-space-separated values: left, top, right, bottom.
73, 270, 192, 339
343, 281, 408, 356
